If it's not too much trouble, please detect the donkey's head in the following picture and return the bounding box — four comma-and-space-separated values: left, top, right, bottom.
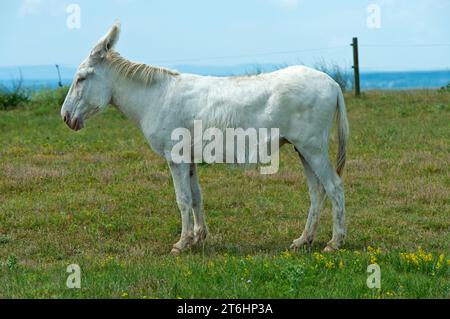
61, 22, 121, 131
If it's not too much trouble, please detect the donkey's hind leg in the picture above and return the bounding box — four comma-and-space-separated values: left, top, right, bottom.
189, 163, 209, 245
291, 150, 326, 251
302, 151, 346, 252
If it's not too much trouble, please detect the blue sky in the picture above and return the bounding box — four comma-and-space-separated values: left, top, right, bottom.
1, 0, 449, 71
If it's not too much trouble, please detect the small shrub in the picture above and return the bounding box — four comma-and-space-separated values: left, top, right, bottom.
438, 82, 450, 93
242, 61, 353, 92
0, 235, 11, 244
6, 254, 18, 270
314, 60, 354, 92
244, 63, 289, 76
0, 83, 30, 110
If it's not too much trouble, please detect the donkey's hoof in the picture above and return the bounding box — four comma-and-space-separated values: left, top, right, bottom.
193, 227, 209, 245
323, 245, 337, 253
170, 247, 182, 255
290, 237, 313, 252
170, 234, 195, 254
323, 237, 344, 252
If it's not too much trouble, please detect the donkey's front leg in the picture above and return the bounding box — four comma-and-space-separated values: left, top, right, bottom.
189, 163, 209, 245
168, 161, 194, 255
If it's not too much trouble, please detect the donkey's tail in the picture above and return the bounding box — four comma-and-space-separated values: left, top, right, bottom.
335, 86, 349, 176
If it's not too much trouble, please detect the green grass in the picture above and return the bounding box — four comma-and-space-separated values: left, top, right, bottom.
0, 90, 449, 298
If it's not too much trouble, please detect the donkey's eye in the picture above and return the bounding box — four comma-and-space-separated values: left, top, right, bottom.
76, 77, 85, 85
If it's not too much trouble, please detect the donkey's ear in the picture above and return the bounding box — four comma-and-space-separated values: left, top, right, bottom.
91, 21, 121, 59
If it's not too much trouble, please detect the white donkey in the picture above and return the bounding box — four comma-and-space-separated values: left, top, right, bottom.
61, 23, 349, 254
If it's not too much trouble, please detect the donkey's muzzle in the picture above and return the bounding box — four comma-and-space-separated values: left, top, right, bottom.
63, 111, 84, 131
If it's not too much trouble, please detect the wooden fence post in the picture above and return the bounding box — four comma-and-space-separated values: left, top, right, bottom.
351, 37, 361, 96
55, 64, 63, 88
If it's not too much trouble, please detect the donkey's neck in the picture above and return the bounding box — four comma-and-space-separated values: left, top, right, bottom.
104, 52, 178, 128
108, 68, 173, 128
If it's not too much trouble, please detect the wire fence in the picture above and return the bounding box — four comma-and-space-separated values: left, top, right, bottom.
1, 42, 449, 71
148, 42, 450, 69
1, 42, 449, 91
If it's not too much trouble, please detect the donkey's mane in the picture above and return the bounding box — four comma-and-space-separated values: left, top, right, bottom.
105, 50, 179, 85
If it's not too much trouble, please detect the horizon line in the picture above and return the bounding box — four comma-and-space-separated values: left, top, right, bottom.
0, 64, 449, 76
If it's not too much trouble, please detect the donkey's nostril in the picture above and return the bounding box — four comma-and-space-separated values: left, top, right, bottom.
63, 112, 83, 131
63, 111, 70, 124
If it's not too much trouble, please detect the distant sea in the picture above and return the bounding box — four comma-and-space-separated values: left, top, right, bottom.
360, 70, 450, 90
0, 65, 449, 91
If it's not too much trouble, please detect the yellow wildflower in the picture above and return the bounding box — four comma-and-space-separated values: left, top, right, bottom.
417, 247, 432, 263
325, 261, 335, 269
314, 252, 326, 263
367, 246, 379, 254
370, 255, 377, 264
400, 252, 419, 266
412, 255, 419, 265
436, 254, 445, 271
281, 250, 292, 259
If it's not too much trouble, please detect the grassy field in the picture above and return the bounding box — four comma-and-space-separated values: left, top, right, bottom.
0, 89, 449, 298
